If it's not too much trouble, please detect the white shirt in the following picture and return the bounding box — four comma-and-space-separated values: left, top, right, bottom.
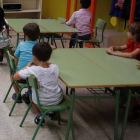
19, 64, 63, 106
66, 9, 92, 36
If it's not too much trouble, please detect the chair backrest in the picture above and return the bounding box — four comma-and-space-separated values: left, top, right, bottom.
57, 17, 66, 23
6, 51, 16, 75
94, 18, 107, 43
28, 75, 42, 111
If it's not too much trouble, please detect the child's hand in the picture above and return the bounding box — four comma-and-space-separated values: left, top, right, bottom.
61, 22, 66, 24
50, 45, 56, 50
106, 46, 114, 54
137, 62, 140, 70
27, 62, 35, 67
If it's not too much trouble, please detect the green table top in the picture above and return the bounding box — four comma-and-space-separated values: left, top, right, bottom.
75, 48, 140, 86
7, 19, 49, 33
7, 19, 79, 34
33, 19, 80, 33
49, 48, 140, 88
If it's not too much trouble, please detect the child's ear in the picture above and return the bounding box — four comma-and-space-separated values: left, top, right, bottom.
25, 35, 29, 40
33, 55, 37, 61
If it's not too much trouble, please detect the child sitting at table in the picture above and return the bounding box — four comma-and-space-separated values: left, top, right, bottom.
65, 0, 92, 48
13, 42, 63, 125
11, 23, 40, 103
106, 22, 140, 122
0, 7, 10, 62
106, 22, 140, 60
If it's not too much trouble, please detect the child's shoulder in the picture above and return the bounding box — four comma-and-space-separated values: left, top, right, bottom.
18, 41, 36, 47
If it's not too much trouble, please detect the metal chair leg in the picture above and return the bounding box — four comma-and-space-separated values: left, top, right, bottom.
20, 101, 33, 127
53, 39, 57, 48
9, 88, 22, 116
32, 113, 46, 140
3, 80, 14, 103
61, 39, 65, 48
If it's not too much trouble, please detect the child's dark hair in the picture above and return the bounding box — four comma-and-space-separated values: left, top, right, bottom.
32, 42, 52, 62
127, 22, 140, 41
0, 7, 9, 31
80, 0, 91, 9
23, 23, 40, 41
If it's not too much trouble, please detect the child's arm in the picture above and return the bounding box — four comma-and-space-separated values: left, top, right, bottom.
137, 62, 140, 70
107, 48, 140, 59
106, 45, 127, 53
14, 57, 18, 68
50, 45, 56, 50
65, 13, 75, 26
13, 62, 35, 80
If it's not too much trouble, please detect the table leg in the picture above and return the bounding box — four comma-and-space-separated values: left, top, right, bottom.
65, 88, 75, 140
120, 89, 132, 140
51, 35, 54, 45
114, 89, 120, 140
66, 86, 68, 95
16, 33, 19, 47
76, 35, 78, 48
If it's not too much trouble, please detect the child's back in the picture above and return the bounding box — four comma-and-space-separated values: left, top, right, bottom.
15, 41, 37, 71
20, 64, 63, 106
14, 23, 40, 71
18, 42, 63, 106
65, 0, 92, 48
70, 9, 91, 36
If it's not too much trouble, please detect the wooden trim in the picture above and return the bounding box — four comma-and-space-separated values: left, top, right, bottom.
89, 0, 96, 37
129, 0, 136, 24
126, 0, 136, 46
66, 0, 71, 20
74, 0, 78, 11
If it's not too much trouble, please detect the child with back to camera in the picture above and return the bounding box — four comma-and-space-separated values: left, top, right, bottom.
65, 0, 92, 48
13, 42, 63, 125
11, 23, 40, 103
0, 7, 10, 62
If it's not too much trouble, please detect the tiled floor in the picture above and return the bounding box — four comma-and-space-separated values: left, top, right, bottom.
0, 34, 140, 140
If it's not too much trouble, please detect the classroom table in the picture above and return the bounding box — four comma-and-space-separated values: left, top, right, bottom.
7, 19, 80, 47
49, 48, 140, 140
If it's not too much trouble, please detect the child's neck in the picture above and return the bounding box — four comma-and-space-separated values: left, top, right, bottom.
133, 39, 139, 45
36, 61, 50, 68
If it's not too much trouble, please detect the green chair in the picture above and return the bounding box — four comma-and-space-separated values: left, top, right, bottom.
43, 17, 66, 48
20, 75, 75, 140
79, 18, 107, 48
3, 51, 29, 116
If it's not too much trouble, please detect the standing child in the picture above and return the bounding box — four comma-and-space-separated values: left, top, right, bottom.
65, 0, 92, 48
0, 7, 10, 62
13, 42, 63, 125
106, 22, 140, 60
11, 23, 40, 103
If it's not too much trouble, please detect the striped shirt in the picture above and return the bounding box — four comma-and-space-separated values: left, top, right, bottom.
66, 9, 92, 36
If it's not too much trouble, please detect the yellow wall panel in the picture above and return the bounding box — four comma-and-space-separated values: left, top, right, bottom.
42, 0, 128, 32
42, 0, 67, 19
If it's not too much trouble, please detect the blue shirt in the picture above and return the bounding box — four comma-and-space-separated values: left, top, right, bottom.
14, 41, 37, 71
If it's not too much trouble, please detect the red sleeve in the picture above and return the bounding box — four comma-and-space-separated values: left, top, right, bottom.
136, 42, 140, 49
126, 41, 133, 49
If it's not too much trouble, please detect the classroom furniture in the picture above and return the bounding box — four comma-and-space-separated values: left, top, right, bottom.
20, 75, 75, 140
3, 51, 30, 116
0, 44, 14, 54
0, 0, 42, 18
49, 48, 140, 140
42, 17, 67, 48
7, 19, 80, 47
97, 29, 127, 48
79, 18, 106, 48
